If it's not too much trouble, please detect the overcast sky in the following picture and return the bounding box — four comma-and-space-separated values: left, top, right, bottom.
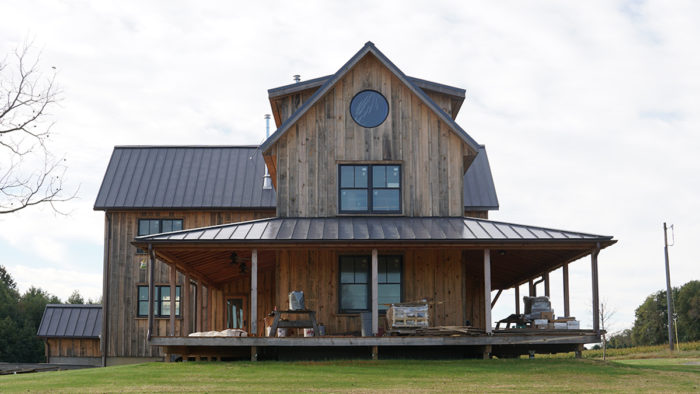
1, 0, 698, 334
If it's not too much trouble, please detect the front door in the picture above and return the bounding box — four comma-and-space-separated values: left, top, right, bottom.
226, 296, 247, 331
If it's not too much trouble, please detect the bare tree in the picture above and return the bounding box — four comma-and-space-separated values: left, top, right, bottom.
0, 43, 73, 214
600, 300, 616, 361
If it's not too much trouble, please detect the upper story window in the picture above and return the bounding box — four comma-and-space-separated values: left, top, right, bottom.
339, 164, 401, 214
350, 90, 389, 128
136, 219, 183, 253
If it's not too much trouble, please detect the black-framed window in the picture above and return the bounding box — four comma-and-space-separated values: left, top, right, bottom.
339, 255, 402, 313
137, 285, 181, 317
339, 164, 401, 213
136, 219, 183, 254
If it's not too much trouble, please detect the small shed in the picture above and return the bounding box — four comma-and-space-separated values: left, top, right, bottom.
37, 304, 102, 366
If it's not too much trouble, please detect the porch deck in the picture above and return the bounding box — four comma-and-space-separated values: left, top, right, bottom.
150, 330, 599, 360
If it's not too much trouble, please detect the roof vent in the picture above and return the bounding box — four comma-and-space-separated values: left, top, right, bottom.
263, 114, 272, 190
293, 74, 301, 83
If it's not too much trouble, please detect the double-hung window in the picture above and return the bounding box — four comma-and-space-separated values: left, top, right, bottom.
339, 255, 402, 313
339, 164, 401, 213
137, 285, 181, 317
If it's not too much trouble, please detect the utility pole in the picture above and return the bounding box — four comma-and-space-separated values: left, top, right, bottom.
663, 222, 674, 351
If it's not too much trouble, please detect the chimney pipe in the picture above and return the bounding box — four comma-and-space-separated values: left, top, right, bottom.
293, 74, 301, 83
263, 114, 272, 190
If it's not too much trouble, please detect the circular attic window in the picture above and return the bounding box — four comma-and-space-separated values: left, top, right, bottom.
350, 90, 389, 128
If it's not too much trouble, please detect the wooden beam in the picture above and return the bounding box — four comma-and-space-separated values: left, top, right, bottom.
563, 263, 570, 317
544, 272, 550, 298
196, 280, 203, 333
514, 286, 520, 315
207, 285, 213, 331
484, 249, 492, 334
183, 273, 191, 335
148, 244, 155, 341
591, 244, 600, 333
490, 289, 503, 308
371, 249, 378, 335
251, 249, 258, 336
529, 279, 534, 297
170, 265, 176, 337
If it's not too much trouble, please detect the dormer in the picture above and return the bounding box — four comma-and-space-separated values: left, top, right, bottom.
261, 42, 484, 218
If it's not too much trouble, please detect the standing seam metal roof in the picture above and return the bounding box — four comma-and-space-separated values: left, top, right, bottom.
135, 216, 613, 243
36, 304, 102, 338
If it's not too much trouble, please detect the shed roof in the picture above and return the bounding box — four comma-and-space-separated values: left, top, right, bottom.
94, 146, 277, 210
260, 41, 480, 153
135, 216, 613, 244
37, 304, 102, 339
94, 145, 498, 211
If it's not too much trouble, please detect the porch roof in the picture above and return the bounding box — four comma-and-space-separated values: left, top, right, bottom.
134, 216, 613, 245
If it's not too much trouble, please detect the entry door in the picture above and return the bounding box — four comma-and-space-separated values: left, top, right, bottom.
226, 297, 247, 330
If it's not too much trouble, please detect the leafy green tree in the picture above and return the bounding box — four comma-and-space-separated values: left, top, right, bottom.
0, 265, 19, 319
631, 290, 669, 345
67, 289, 85, 304
607, 329, 633, 348
675, 280, 700, 342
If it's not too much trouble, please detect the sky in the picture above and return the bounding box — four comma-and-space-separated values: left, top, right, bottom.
0, 0, 698, 334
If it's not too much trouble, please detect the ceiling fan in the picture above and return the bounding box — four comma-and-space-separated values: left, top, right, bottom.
229, 252, 252, 274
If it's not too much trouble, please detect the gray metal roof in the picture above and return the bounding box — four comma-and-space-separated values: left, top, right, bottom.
136, 216, 613, 244
464, 147, 499, 210
94, 145, 498, 211
260, 41, 481, 153
94, 146, 277, 210
37, 304, 102, 339
268, 74, 465, 99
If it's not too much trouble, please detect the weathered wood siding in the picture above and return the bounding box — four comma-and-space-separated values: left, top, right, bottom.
47, 338, 101, 358
274, 248, 486, 334
104, 209, 275, 358
272, 54, 472, 217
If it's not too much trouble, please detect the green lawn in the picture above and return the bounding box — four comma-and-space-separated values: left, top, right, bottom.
1, 357, 698, 393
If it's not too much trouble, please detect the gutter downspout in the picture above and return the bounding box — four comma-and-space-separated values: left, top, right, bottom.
101, 212, 112, 367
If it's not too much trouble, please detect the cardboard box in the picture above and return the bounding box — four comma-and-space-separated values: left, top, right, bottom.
554, 322, 567, 329
534, 319, 548, 326
540, 311, 554, 320
567, 320, 580, 329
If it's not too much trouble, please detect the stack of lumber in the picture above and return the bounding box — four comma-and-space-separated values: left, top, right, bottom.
413, 326, 484, 336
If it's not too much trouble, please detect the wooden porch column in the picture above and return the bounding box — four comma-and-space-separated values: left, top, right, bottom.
514, 285, 520, 315
196, 280, 203, 333
371, 249, 378, 335
563, 263, 570, 317
529, 280, 535, 297
484, 249, 492, 334
544, 272, 550, 298
169, 266, 176, 336
147, 244, 155, 340
183, 273, 191, 335
251, 249, 258, 336
591, 244, 601, 333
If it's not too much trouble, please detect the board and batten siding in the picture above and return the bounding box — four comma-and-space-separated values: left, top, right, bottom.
103, 209, 275, 359
274, 248, 485, 334
269, 53, 472, 218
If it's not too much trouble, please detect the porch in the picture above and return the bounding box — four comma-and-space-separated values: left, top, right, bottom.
133, 216, 615, 360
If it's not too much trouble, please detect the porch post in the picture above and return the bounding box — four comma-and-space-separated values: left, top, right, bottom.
147, 244, 155, 340
529, 280, 535, 297
514, 285, 520, 315
484, 249, 492, 334
544, 272, 550, 298
591, 244, 601, 333
371, 249, 378, 335
183, 273, 191, 335
251, 249, 258, 336
563, 263, 570, 317
169, 266, 176, 336
196, 280, 203, 333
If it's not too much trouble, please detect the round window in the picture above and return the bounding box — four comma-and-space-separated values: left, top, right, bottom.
350, 90, 389, 128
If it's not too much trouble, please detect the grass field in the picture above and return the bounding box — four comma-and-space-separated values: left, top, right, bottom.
1, 346, 698, 392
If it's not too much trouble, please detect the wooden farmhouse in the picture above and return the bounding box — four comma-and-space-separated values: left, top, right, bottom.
94, 42, 615, 365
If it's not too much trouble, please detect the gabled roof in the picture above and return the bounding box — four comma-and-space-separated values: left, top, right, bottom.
37, 304, 102, 339
260, 42, 480, 153
135, 216, 613, 245
94, 146, 277, 210
94, 145, 498, 211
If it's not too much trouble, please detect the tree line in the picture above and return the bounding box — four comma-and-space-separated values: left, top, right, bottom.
607, 280, 700, 348
0, 265, 99, 363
